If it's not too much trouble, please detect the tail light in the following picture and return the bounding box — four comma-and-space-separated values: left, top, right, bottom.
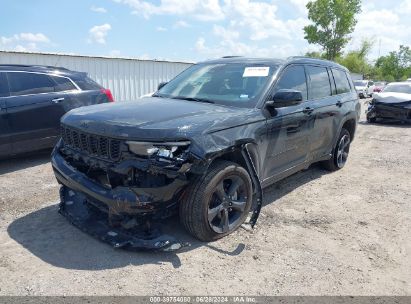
101, 89, 114, 102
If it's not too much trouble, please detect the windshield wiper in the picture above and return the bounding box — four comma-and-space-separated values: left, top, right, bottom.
171, 96, 215, 104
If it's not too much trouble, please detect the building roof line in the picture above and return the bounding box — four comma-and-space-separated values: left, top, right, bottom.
0, 50, 194, 65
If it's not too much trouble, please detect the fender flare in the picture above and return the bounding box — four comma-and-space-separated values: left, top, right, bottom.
205, 143, 263, 227
332, 113, 358, 148
241, 144, 263, 228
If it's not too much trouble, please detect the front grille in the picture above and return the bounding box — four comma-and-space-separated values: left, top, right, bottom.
61, 125, 122, 161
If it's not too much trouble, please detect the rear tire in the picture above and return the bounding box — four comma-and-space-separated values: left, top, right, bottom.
321, 128, 351, 171
367, 116, 377, 123
179, 160, 252, 242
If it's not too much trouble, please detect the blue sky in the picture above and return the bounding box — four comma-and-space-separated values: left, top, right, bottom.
1, 0, 410, 62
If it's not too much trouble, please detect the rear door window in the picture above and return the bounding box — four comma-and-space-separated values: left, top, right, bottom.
7, 72, 55, 96
273, 65, 308, 100
332, 68, 351, 94
306, 66, 331, 99
51, 76, 77, 92
0, 72, 9, 97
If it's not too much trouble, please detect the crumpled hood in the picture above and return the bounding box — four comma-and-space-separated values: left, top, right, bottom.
61, 97, 261, 141
373, 92, 411, 107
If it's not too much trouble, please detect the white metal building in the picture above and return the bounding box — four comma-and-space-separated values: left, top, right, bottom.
0, 51, 193, 101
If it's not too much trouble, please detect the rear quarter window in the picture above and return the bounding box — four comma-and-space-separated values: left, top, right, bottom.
332, 69, 351, 94
74, 76, 102, 90
51, 76, 77, 92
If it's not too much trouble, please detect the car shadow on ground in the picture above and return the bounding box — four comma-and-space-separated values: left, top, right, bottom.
262, 163, 327, 207
0, 149, 52, 175
358, 120, 411, 128
7, 203, 245, 270
7, 163, 328, 270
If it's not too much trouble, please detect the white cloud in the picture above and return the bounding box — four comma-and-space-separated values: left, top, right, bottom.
191, 0, 312, 59
91, 6, 107, 13
114, 0, 410, 61
288, 0, 309, 15
19, 33, 50, 43
138, 53, 151, 60
109, 49, 121, 56
173, 20, 190, 29
348, 6, 411, 59
213, 25, 239, 41
0, 32, 51, 52
88, 23, 111, 44
156, 26, 168, 32
396, 0, 411, 14
194, 36, 299, 59
115, 0, 224, 21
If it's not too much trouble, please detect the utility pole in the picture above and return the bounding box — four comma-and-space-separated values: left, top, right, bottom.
378, 39, 381, 58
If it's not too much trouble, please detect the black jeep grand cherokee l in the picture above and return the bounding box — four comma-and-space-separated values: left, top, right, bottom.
52, 57, 360, 251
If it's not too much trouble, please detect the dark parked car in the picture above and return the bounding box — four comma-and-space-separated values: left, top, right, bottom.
0, 64, 114, 157
366, 82, 411, 123
51, 57, 360, 251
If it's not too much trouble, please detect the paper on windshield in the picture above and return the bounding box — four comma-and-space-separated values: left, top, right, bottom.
243, 67, 270, 77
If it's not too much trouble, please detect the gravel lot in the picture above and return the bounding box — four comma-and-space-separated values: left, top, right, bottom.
0, 99, 410, 296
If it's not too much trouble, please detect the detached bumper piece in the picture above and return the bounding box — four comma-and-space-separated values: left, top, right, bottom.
59, 186, 185, 252
52, 151, 186, 252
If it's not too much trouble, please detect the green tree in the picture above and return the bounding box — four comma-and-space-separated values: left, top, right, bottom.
304, 51, 325, 58
385, 74, 395, 82
397, 45, 411, 69
335, 40, 373, 75
375, 45, 411, 81
304, 0, 362, 60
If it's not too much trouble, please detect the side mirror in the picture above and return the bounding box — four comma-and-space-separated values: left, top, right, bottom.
157, 82, 168, 90
267, 89, 303, 108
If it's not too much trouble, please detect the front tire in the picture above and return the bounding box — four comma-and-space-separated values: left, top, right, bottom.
321, 128, 351, 171
179, 160, 253, 242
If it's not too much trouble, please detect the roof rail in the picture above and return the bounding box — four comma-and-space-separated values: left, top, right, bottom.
287, 56, 338, 65
287, 56, 308, 60
0, 64, 69, 71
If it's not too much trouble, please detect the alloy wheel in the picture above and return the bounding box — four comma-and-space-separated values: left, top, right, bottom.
336, 134, 350, 168
207, 175, 249, 234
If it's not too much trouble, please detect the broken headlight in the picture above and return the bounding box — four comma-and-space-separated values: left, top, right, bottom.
126, 140, 190, 160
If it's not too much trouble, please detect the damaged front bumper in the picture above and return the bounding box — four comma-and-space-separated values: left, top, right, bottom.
366, 103, 411, 122
51, 141, 193, 251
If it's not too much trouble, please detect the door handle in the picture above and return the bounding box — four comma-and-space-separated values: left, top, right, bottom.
52, 97, 65, 103
336, 101, 342, 107
302, 107, 313, 115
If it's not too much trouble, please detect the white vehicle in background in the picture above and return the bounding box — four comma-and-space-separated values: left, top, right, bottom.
354, 80, 375, 98
406, 78, 411, 82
